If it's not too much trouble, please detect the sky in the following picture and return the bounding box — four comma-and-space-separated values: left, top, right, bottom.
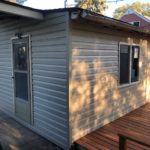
24, 0, 150, 17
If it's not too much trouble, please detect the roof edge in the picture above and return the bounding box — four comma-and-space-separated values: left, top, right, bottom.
70, 8, 150, 36
0, 1, 44, 20
1, 0, 42, 12
0, 2, 149, 36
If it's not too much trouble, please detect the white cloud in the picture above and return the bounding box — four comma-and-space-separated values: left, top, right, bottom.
24, 0, 65, 9
24, 0, 76, 9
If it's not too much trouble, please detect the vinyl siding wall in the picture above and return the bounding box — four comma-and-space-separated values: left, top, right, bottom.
69, 20, 149, 142
0, 12, 69, 149
146, 42, 150, 101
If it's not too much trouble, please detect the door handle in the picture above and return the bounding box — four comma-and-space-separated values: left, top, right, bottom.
12, 76, 14, 79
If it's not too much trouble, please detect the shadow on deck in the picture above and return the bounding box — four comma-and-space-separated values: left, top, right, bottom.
75, 103, 150, 150
0, 111, 59, 150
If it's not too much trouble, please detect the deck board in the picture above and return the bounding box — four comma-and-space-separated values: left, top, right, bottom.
76, 103, 150, 150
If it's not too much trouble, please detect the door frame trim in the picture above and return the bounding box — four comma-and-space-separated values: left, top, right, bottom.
11, 34, 34, 125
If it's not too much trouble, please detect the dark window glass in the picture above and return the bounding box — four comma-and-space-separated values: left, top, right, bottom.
131, 46, 139, 82
14, 44, 27, 70
133, 22, 140, 27
120, 45, 130, 84
15, 72, 28, 101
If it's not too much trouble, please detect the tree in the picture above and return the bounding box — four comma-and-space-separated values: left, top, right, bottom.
75, 0, 108, 14
113, 2, 150, 19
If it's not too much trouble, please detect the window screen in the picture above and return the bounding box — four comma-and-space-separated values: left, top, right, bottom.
120, 45, 130, 84
131, 46, 140, 82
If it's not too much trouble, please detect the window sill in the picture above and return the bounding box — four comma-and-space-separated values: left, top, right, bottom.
118, 81, 140, 89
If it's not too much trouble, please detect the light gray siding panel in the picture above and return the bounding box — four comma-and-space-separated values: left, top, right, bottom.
34, 105, 67, 123
31, 13, 68, 149
0, 26, 14, 114
32, 51, 66, 58
0, 12, 69, 149
33, 75, 67, 86
34, 121, 67, 145
32, 45, 67, 52
33, 64, 66, 72
33, 70, 67, 79
34, 86, 66, 100
32, 58, 66, 66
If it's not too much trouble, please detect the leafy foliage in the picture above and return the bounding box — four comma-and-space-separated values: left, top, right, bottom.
75, 0, 108, 14
113, 2, 150, 19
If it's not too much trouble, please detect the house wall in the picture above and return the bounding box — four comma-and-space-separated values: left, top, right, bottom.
69, 20, 149, 142
0, 12, 69, 149
121, 14, 150, 30
146, 42, 150, 101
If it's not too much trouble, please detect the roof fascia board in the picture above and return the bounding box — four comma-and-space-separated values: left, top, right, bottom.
81, 11, 135, 30
0, 2, 44, 20
70, 10, 150, 36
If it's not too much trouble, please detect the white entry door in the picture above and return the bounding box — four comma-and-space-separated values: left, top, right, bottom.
12, 37, 31, 123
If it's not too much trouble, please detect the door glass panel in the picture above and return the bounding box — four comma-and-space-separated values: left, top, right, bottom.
15, 72, 28, 101
14, 44, 27, 70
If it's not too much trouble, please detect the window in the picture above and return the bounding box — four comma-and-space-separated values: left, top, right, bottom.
129, 21, 140, 27
119, 44, 140, 85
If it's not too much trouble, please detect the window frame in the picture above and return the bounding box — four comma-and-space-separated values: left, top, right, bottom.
129, 21, 140, 27
119, 42, 141, 88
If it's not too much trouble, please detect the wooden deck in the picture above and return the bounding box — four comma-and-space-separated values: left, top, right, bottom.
76, 103, 150, 150
0, 111, 60, 150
